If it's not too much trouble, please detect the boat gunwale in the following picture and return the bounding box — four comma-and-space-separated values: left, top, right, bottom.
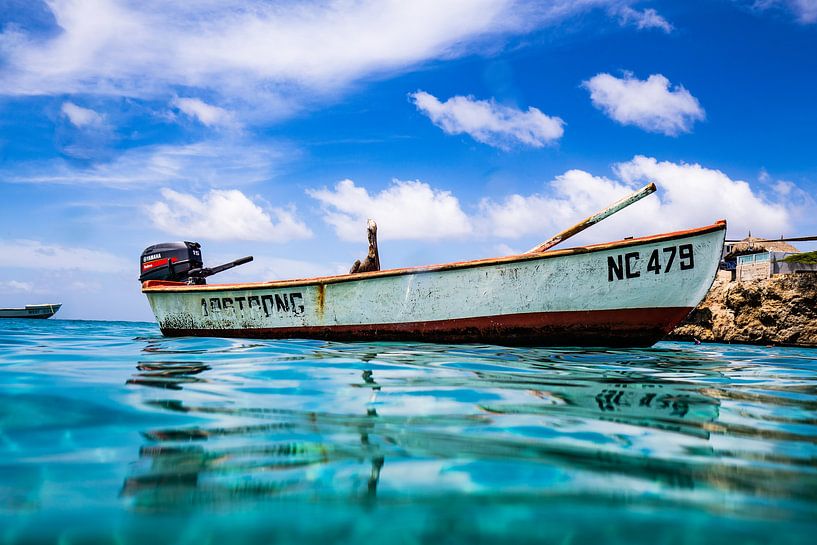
142, 220, 726, 293
0, 304, 62, 312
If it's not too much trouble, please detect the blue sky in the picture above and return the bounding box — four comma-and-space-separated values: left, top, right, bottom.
1, 0, 816, 321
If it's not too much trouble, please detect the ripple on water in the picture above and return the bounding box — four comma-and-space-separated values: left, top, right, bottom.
0, 318, 815, 544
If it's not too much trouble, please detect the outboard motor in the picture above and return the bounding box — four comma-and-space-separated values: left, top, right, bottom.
139, 241, 252, 285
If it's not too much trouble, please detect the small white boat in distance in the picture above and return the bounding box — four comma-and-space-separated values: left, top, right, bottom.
0, 304, 62, 319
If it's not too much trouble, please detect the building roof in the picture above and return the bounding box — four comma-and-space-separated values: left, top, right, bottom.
726, 236, 799, 255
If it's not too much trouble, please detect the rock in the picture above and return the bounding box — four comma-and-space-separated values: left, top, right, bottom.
668, 273, 817, 347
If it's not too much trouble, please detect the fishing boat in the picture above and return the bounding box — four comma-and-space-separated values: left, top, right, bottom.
140, 184, 726, 347
0, 303, 62, 319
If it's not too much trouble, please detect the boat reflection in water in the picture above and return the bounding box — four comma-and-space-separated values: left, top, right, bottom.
123, 361, 389, 509
126, 361, 211, 391
121, 340, 817, 517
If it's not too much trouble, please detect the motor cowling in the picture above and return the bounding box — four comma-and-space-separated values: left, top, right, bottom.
139, 241, 203, 283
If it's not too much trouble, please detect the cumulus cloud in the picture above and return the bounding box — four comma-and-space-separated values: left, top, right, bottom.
148, 188, 312, 242
308, 158, 799, 245
172, 97, 237, 128
61, 101, 104, 127
411, 91, 564, 149
3, 140, 288, 187
583, 72, 705, 135
481, 169, 630, 239
751, 0, 817, 23
480, 156, 792, 243
0, 0, 626, 114
307, 179, 473, 241
0, 240, 129, 272
614, 6, 673, 32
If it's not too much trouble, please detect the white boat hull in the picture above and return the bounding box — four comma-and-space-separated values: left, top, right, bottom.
143, 222, 726, 347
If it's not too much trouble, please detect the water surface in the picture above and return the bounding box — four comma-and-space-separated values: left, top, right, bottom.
1, 318, 815, 543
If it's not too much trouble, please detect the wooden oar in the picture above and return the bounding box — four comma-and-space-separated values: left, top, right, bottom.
526, 182, 657, 253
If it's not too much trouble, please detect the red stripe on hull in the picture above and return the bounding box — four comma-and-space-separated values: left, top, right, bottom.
159, 307, 694, 347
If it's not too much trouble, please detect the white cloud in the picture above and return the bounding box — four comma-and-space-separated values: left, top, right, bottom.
148, 188, 312, 242
225, 256, 348, 282
494, 243, 524, 256
309, 159, 801, 245
787, 0, 817, 21
0, 1, 624, 114
3, 140, 288, 187
757, 170, 817, 233
186, 254, 347, 285
307, 179, 473, 241
0, 240, 129, 273
615, 6, 673, 32
752, 0, 817, 23
172, 97, 236, 128
410, 91, 564, 149
0, 280, 36, 293
583, 72, 705, 136
481, 169, 628, 239
480, 156, 793, 243
61, 101, 104, 127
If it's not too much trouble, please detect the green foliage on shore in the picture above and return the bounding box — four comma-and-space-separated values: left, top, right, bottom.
783, 251, 817, 264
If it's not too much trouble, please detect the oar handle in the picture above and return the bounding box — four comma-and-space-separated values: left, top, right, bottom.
526, 182, 657, 253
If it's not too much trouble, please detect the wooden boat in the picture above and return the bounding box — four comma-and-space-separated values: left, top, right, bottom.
0, 303, 62, 319
142, 214, 727, 347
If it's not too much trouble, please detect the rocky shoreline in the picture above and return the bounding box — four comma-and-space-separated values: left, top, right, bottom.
669, 272, 817, 347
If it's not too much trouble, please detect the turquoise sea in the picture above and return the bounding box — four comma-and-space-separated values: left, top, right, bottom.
0, 318, 815, 544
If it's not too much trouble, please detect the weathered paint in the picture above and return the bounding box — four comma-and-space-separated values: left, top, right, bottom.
158, 307, 695, 347
143, 222, 726, 347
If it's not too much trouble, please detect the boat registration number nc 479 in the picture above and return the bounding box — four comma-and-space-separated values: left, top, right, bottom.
608, 244, 694, 282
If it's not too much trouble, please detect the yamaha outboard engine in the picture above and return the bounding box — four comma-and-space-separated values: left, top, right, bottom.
139, 241, 252, 285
